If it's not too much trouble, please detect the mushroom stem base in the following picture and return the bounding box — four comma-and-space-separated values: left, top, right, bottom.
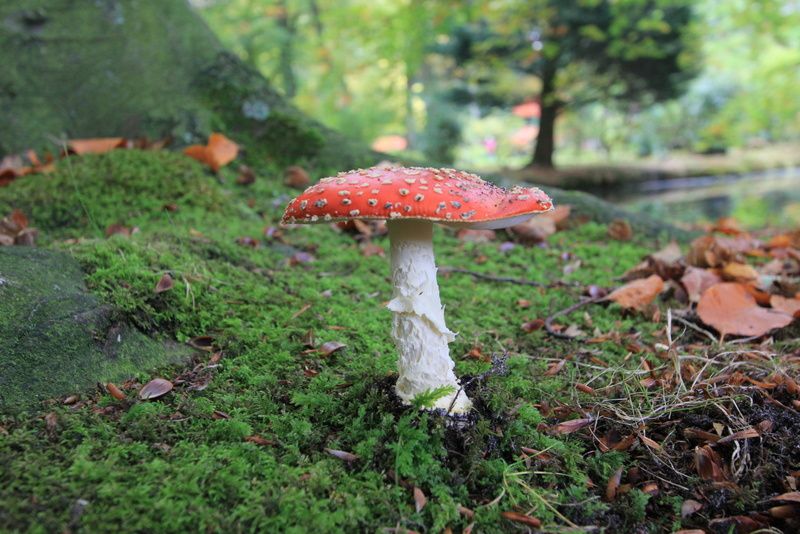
387, 220, 472, 413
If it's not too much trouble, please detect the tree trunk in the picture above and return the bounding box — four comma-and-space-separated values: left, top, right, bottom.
528, 62, 560, 169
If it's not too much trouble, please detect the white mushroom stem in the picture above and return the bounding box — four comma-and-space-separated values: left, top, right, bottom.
386, 219, 472, 413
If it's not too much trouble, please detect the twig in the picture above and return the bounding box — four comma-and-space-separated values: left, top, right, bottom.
544, 297, 602, 339
439, 267, 580, 288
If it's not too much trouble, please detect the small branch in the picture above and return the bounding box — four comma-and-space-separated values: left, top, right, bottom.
545, 298, 602, 339
439, 267, 579, 288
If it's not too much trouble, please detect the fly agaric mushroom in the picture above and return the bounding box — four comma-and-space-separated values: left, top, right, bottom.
282, 166, 552, 413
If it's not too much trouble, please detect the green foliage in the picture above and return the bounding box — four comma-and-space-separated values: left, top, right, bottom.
409, 386, 457, 410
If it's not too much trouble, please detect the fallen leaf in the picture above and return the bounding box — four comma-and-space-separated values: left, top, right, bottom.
605, 467, 623, 501
324, 448, 358, 462
697, 283, 793, 337
712, 216, 742, 235
722, 262, 759, 283
183, 133, 238, 172
695, 445, 727, 482
44, 412, 58, 433
457, 229, 495, 243
413, 487, 427, 513
236, 165, 256, 185
681, 499, 703, 517
318, 341, 346, 357
138, 378, 174, 400
290, 251, 315, 265
771, 295, 800, 317
769, 504, 800, 518
770, 492, 800, 503
106, 382, 126, 400
708, 515, 766, 533
717, 427, 759, 444
500, 511, 541, 528
544, 359, 566, 376
575, 383, 594, 395
521, 318, 545, 333
67, 138, 125, 155
605, 275, 664, 311
155, 273, 174, 294
681, 267, 721, 303
608, 219, 633, 241
552, 417, 592, 435
360, 242, 385, 257
245, 435, 275, 446
284, 166, 311, 188
509, 217, 555, 243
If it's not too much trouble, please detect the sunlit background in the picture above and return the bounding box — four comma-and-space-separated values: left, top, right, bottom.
192, 0, 800, 228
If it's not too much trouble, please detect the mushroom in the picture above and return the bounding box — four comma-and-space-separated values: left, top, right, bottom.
282, 166, 553, 413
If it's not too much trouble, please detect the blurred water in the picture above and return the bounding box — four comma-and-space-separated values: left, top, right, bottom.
597, 167, 800, 228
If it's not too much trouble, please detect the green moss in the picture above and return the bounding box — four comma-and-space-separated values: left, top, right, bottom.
0, 150, 230, 238
0, 151, 699, 532
0, 246, 190, 409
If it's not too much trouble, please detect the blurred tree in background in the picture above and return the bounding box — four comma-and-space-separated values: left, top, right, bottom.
197, 0, 800, 169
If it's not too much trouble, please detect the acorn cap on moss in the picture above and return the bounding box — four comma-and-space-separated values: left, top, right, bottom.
281, 166, 553, 230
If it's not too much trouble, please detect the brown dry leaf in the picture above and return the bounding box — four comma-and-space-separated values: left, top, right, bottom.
284, 166, 311, 189
605, 467, 623, 501
717, 427, 759, 444
106, 382, 126, 400
608, 219, 633, 241
546, 204, 572, 230
575, 383, 594, 395
245, 435, 275, 446
67, 138, 125, 155
686, 235, 740, 268
236, 165, 256, 185
44, 412, 58, 433
360, 242, 385, 257
318, 341, 346, 357
155, 273, 174, 294
771, 295, 800, 317
138, 378, 174, 400
722, 262, 759, 283
640, 435, 662, 450
697, 283, 793, 337
694, 445, 727, 482
605, 274, 664, 311
500, 512, 541, 528
509, 217, 556, 243
771, 492, 800, 503
105, 224, 132, 237
769, 505, 800, 519
521, 318, 545, 333
712, 216, 742, 235
552, 417, 592, 435
324, 448, 358, 462
674, 530, 706, 534
457, 229, 496, 243
681, 499, 703, 518
681, 266, 721, 303
708, 515, 767, 533
544, 359, 566, 376
413, 486, 427, 513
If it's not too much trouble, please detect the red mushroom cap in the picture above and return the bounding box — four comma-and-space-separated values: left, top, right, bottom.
281, 166, 553, 229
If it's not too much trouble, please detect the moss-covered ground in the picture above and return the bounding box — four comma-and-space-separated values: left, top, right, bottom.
1, 150, 798, 533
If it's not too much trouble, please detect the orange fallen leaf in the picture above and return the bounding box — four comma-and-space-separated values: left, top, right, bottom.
608, 219, 633, 241
413, 487, 427, 513
500, 511, 541, 528
771, 295, 800, 317
680, 267, 721, 303
721, 262, 758, 283
552, 417, 592, 434
106, 382, 126, 400
695, 445, 727, 482
284, 166, 310, 189
605, 274, 664, 311
697, 283, 793, 337
67, 138, 125, 155
183, 133, 239, 172
605, 467, 623, 501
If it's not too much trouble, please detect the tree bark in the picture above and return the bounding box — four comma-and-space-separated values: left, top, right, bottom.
529, 62, 560, 169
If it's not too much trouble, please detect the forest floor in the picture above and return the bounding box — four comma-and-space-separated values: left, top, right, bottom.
1, 149, 800, 533
510, 141, 800, 191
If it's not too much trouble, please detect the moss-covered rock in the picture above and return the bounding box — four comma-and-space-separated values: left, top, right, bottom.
0, 150, 230, 237
0, 246, 190, 410
0, 1, 377, 171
